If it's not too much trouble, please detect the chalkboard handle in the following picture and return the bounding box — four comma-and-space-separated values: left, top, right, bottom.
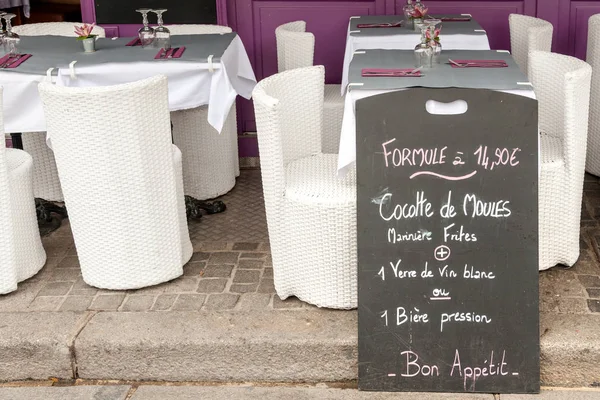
425, 99, 468, 115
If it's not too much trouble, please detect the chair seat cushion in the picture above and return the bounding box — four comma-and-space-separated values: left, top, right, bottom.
6, 148, 32, 173
285, 153, 356, 205
324, 84, 344, 107
540, 133, 563, 168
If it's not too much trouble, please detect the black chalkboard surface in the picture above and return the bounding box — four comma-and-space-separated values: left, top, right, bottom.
356, 88, 539, 393
94, 0, 217, 25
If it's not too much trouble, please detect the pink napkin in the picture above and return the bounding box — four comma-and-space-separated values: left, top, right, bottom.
0, 53, 32, 69
154, 47, 186, 60
126, 37, 142, 46
362, 68, 422, 77
439, 16, 471, 21
449, 59, 508, 68
357, 22, 403, 28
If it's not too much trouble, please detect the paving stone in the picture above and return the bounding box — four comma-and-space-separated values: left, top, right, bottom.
539, 270, 585, 298
240, 252, 268, 259
0, 281, 45, 312
172, 294, 206, 310
197, 279, 227, 293
49, 268, 81, 282
232, 243, 260, 251
56, 256, 80, 268
259, 243, 270, 252
190, 252, 210, 262
27, 296, 64, 311
59, 296, 94, 311
229, 283, 259, 293
152, 294, 178, 311
238, 259, 264, 269
588, 299, 600, 313
66, 246, 78, 256
265, 255, 273, 266
164, 277, 198, 293
577, 274, 600, 288
89, 294, 126, 311
183, 262, 205, 277
121, 295, 155, 311
69, 288, 98, 297
41, 235, 73, 258
130, 283, 166, 295
233, 270, 261, 284
570, 251, 600, 275
204, 293, 239, 310
263, 268, 273, 278
202, 265, 234, 278
37, 281, 74, 296
130, 386, 495, 399
557, 297, 588, 314
208, 252, 240, 264
273, 296, 304, 309
0, 385, 131, 400
587, 288, 600, 298
200, 242, 228, 251
504, 390, 600, 399
238, 293, 271, 310
257, 278, 275, 294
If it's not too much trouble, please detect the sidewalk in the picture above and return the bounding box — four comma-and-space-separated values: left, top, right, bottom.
0, 384, 598, 399
0, 170, 600, 386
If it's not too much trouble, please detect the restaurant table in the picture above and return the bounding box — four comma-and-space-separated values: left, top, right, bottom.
0, 0, 29, 18
341, 15, 491, 94
0, 33, 256, 225
338, 49, 536, 174
0, 33, 256, 139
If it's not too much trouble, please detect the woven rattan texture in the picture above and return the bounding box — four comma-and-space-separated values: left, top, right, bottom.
531, 51, 592, 270
38, 75, 192, 289
169, 24, 239, 200
253, 66, 357, 309
509, 14, 553, 76
0, 87, 46, 294
13, 22, 106, 37
586, 14, 600, 176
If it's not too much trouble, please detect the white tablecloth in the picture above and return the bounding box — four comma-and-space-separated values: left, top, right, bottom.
0, 35, 256, 135
338, 88, 537, 175
341, 16, 491, 94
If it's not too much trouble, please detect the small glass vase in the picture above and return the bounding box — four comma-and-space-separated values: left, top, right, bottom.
431, 41, 441, 64
82, 37, 95, 53
403, 0, 414, 25
414, 42, 433, 68
412, 18, 423, 31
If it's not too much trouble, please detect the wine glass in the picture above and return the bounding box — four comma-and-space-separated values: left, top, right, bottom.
0, 12, 7, 51
136, 8, 155, 48
414, 23, 433, 68
3, 14, 20, 57
152, 9, 171, 50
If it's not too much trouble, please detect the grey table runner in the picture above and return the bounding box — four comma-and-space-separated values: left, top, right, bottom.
349, 49, 529, 91
350, 15, 484, 37
3, 33, 236, 76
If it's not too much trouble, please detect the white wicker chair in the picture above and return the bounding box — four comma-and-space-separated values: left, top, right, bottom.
509, 14, 553, 76
252, 66, 357, 309
275, 21, 344, 155
12, 22, 106, 37
586, 14, 600, 176
38, 75, 192, 289
529, 51, 592, 270
0, 87, 46, 295
166, 24, 240, 200
10, 23, 105, 202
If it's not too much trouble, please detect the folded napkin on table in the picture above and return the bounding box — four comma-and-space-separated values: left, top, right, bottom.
357, 21, 403, 28
154, 47, 186, 60
439, 16, 471, 21
0, 53, 32, 69
361, 68, 422, 77
449, 59, 508, 68
126, 37, 142, 46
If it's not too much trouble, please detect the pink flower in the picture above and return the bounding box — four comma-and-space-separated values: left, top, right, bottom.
74, 23, 96, 38
410, 5, 428, 19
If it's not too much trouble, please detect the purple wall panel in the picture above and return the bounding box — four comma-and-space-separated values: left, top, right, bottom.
569, 2, 600, 59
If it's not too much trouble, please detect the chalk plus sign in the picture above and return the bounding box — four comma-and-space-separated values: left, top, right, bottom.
434, 245, 451, 261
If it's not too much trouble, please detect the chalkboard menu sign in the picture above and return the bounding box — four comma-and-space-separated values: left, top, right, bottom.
95, 0, 217, 25
356, 88, 539, 393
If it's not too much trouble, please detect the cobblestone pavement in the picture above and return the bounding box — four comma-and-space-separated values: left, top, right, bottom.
1, 169, 600, 315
